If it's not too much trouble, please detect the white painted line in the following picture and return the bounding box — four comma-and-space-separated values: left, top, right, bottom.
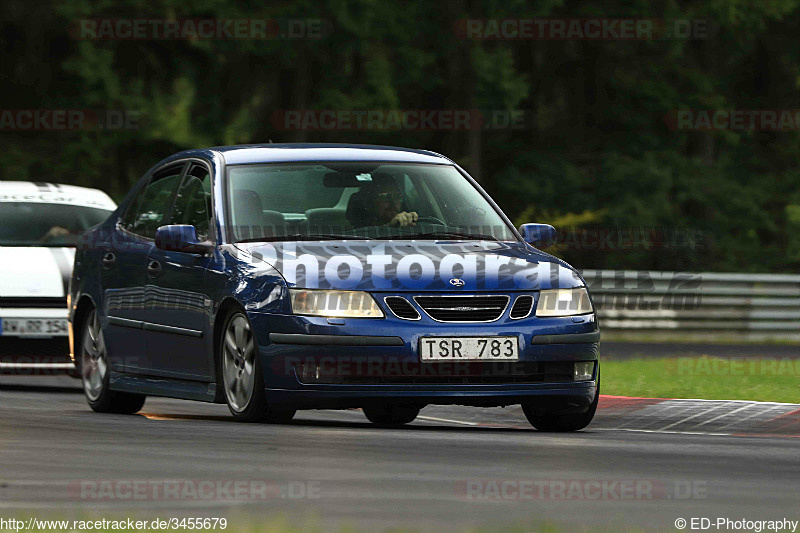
717, 404, 787, 430
417, 415, 480, 426
593, 428, 732, 437
692, 403, 754, 429
659, 398, 799, 406
613, 401, 696, 430
658, 403, 728, 431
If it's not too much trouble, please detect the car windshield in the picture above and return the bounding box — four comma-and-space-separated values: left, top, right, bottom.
226, 162, 517, 242
0, 202, 112, 247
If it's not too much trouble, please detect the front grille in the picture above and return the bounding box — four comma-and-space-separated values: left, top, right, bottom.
0, 297, 67, 309
295, 361, 574, 385
384, 297, 420, 320
510, 295, 534, 319
414, 295, 509, 322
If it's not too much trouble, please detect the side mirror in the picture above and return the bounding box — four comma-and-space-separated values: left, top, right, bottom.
518, 223, 557, 249
155, 225, 214, 254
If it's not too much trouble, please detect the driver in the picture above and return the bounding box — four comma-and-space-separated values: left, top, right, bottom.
40, 225, 73, 242
346, 176, 419, 227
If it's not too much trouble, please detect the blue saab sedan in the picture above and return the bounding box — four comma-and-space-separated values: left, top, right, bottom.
69, 144, 599, 431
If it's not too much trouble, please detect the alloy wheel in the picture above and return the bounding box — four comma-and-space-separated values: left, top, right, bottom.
81, 310, 107, 401
222, 314, 257, 412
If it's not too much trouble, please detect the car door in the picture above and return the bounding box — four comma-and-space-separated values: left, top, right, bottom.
144, 162, 215, 379
103, 162, 186, 374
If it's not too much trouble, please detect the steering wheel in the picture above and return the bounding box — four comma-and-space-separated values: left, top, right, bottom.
415, 215, 446, 226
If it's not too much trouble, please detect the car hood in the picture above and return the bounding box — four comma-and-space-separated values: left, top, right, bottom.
234, 240, 584, 291
0, 247, 74, 297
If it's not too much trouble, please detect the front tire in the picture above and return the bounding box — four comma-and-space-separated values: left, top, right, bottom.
363, 404, 420, 426
522, 382, 599, 432
219, 310, 295, 423
80, 309, 146, 414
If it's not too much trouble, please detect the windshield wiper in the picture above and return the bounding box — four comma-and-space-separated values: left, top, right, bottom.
389, 231, 499, 241
237, 233, 373, 243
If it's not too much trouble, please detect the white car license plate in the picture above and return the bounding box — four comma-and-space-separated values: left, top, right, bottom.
420, 336, 519, 361
0, 318, 68, 337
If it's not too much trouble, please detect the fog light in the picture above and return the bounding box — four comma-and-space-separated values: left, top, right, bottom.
297, 362, 320, 382
574, 361, 595, 381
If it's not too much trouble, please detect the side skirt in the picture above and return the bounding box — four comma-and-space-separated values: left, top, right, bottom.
109, 371, 217, 402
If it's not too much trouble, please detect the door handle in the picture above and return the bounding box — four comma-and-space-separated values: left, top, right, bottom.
102, 252, 116, 269
147, 260, 162, 278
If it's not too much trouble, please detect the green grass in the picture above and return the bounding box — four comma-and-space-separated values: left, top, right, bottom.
601, 356, 800, 403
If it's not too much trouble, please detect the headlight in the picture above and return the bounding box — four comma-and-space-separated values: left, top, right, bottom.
289, 289, 384, 318
535, 287, 593, 317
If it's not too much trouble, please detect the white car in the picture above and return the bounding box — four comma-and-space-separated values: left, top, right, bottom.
0, 182, 116, 375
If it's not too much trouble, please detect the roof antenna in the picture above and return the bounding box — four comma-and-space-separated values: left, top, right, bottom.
267, 139, 274, 143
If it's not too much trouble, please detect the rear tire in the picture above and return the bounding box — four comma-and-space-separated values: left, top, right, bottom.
80, 309, 146, 414
363, 404, 420, 426
522, 380, 599, 432
219, 310, 295, 424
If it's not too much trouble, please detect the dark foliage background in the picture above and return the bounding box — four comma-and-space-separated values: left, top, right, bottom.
2, 0, 799, 272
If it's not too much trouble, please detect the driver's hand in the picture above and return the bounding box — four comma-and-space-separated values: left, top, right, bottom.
388, 211, 419, 227
42, 226, 71, 241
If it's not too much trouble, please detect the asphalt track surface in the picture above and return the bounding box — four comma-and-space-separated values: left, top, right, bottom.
1, 375, 798, 532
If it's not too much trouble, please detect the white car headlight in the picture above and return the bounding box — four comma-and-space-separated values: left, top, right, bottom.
289, 289, 384, 318
535, 288, 593, 317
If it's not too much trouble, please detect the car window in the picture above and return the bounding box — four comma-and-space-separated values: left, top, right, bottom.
226, 162, 517, 241
0, 203, 112, 247
170, 164, 212, 241
231, 165, 343, 215
120, 163, 185, 239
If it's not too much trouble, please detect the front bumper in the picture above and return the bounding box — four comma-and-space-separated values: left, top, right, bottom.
0, 308, 73, 375
248, 310, 599, 410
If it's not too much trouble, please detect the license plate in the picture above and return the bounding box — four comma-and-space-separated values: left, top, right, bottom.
419, 336, 519, 361
0, 318, 68, 337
